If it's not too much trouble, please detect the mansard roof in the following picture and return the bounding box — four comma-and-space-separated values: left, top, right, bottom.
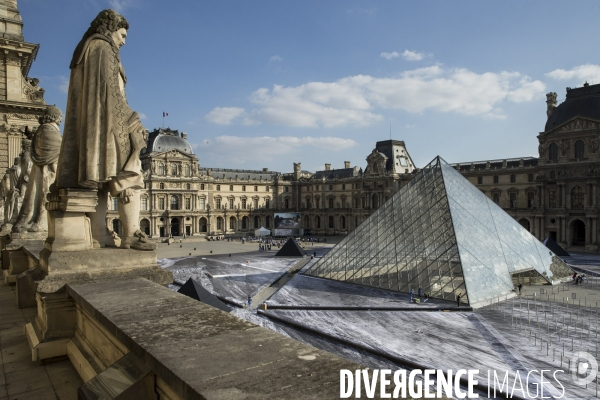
143, 128, 193, 155
545, 83, 600, 132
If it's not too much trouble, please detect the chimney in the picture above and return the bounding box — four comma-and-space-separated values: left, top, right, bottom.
325, 164, 331, 171
546, 92, 557, 118
344, 161, 350, 169
263, 167, 268, 172
181, 132, 188, 139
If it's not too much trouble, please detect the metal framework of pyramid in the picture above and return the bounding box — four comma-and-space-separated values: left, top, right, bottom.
304, 156, 572, 307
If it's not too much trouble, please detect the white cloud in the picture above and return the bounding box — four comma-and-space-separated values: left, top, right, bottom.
402, 50, 426, 61
204, 107, 246, 125
138, 112, 147, 120
546, 64, 600, 84
205, 66, 545, 127
197, 135, 356, 164
107, 0, 137, 12
58, 76, 69, 94
270, 55, 283, 62
380, 51, 400, 60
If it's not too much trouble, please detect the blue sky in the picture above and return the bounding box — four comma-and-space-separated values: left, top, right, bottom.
19, 0, 600, 172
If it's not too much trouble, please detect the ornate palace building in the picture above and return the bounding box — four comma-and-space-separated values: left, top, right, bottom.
455, 84, 600, 252
107, 84, 600, 254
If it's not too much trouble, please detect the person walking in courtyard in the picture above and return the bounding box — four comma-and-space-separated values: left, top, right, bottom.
418, 287, 422, 299
410, 288, 415, 303
517, 283, 522, 295
456, 293, 462, 307
247, 295, 252, 308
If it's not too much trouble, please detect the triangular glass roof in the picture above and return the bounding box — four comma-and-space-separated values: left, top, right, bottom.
304, 156, 572, 307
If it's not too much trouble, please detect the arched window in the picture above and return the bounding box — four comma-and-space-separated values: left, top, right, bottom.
575, 140, 584, 158
304, 215, 310, 228
185, 183, 191, 190
340, 216, 346, 229
201, 184, 205, 190
253, 198, 258, 208
328, 216, 334, 228
184, 164, 191, 177
229, 216, 236, 230
199, 217, 207, 232
284, 198, 289, 208
229, 198, 234, 209
170, 196, 179, 210
216, 217, 223, 230
159, 182, 164, 189
315, 216, 321, 229
549, 143, 558, 160
265, 198, 270, 209
242, 216, 248, 229
215, 198, 221, 209
158, 163, 165, 175
171, 163, 178, 175
241, 199, 247, 209
571, 186, 584, 209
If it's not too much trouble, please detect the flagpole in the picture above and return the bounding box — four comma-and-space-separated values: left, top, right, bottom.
162, 111, 164, 128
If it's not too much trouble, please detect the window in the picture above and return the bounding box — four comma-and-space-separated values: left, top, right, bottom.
266, 216, 271, 228
575, 140, 584, 158
230, 185, 233, 191
215, 198, 221, 209
229, 198, 234, 209
159, 198, 165, 210
230, 216, 236, 230
342, 184, 345, 190
304, 215, 310, 228
509, 192, 517, 208
185, 183, 191, 190
141, 197, 148, 210
549, 143, 558, 160
340, 216, 346, 229
572, 186, 584, 209
171, 164, 178, 175
254, 216, 260, 229
184, 164, 191, 177
241, 198, 247, 209
159, 182, 164, 189
492, 192, 500, 204
265, 198, 270, 209
477, 176, 482, 185
242, 185, 246, 191
216, 185, 220, 191
112, 197, 118, 211
217, 217, 223, 230
528, 173, 534, 183
550, 171, 556, 180
242, 217, 248, 229
170, 196, 179, 210
355, 197, 359, 208
158, 163, 165, 175
527, 192, 534, 208
285, 186, 289, 192
201, 184, 205, 190
328, 198, 334, 208
328, 216, 334, 228
493, 175, 498, 184
185, 198, 191, 210
253, 198, 258, 208
199, 197, 205, 210
316, 216, 321, 229
254, 186, 258, 191
284, 198, 289, 208
329, 184, 333, 190
510, 174, 516, 183
266, 186, 270, 191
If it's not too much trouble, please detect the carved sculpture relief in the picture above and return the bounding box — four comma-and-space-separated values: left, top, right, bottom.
22, 77, 45, 103
559, 139, 569, 156
590, 136, 599, 154
538, 143, 546, 157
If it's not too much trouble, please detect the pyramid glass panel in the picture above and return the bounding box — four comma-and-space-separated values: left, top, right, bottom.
304, 156, 572, 307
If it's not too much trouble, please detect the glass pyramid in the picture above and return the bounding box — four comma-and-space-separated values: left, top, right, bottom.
304, 156, 572, 307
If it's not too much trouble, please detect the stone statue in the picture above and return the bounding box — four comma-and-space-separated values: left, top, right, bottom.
559, 139, 569, 156
1, 158, 21, 230
0, 171, 9, 224
538, 143, 546, 157
546, 92, 557, 117
591, 136, 599, 154
55, 9, 153, 250
17, 130, 33, 202
12, 106, 63, 233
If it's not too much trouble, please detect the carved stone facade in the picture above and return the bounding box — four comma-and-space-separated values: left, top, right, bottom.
0, 0, 45, 173
455, 84, 600, 252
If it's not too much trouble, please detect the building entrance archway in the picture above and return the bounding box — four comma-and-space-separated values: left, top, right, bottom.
171, 217, 180, 236
518, 218, 530, 232
571, 219, 585, 246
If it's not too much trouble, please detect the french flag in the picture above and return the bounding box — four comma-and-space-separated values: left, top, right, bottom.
163, 112, 169, 117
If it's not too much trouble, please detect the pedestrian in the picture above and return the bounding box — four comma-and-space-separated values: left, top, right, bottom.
517, 283, 522, 295
410, 288, 415, 303
418, 287, 422, 299
313, 251, 316, 258
247, 296, 252, 308
456, 293, 462, 307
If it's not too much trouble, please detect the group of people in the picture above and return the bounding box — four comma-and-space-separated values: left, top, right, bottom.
409, 287, 429, 303
571, 272, 586, 285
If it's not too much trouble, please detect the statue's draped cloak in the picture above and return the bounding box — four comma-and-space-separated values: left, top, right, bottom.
56, 34, 144, 193
31, 124, 62, 166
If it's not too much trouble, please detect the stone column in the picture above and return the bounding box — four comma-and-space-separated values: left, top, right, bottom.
586, 217, 592, 244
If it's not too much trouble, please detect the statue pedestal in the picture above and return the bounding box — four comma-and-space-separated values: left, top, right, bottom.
23, 188, 173, 361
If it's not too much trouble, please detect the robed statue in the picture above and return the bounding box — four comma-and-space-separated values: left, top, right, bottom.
55, 9, 153, 250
